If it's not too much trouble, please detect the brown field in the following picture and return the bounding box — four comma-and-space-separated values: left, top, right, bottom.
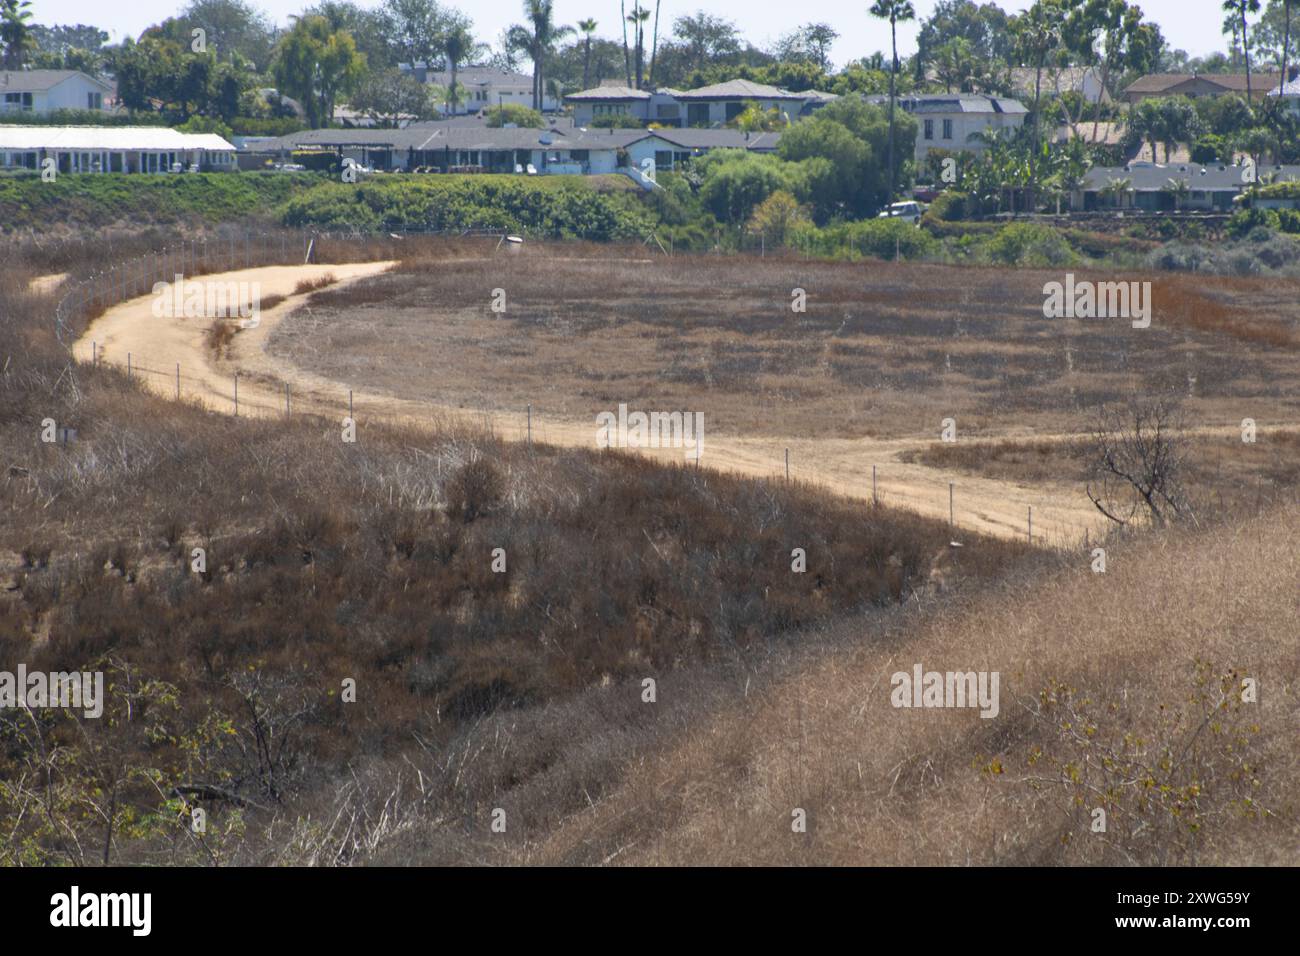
5, 235, 1297, 867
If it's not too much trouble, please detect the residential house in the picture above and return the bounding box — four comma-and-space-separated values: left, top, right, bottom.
565, 80, 833, 128
401, 64, 558, 114
252, 125, 781, 183
1122, 72, 1281, 104
0, 70, 113, 116
1265, 72, 1300, 118
1071, 162, 1300, 212
1010, 65, 1109, 104
0, 126, 236, 173
877, 93, 1027, 163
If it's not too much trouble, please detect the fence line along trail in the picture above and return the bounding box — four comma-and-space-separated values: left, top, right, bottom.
74, 260, 1116, 544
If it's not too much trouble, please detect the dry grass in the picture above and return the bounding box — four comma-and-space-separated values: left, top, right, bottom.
2, 234, 1294, 867
269, 255, 1300, 444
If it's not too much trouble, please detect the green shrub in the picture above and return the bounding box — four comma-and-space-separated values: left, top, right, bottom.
793, 217, 938, 260
986, 222, 1074, 266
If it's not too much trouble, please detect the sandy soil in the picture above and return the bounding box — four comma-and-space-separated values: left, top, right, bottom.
74, 260, 1129, 544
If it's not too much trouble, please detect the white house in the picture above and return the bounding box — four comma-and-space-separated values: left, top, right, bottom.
879, 93, 1027, 163
400, 64, 558, 114
0, 70, 113, 116
0, 126, 237, 173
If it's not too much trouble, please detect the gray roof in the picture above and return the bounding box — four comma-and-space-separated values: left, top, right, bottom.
426, 67, 533, 88
891, 93, 1027, 115
255, 125, 649, 153
673, 80, 809, 101
649, 128, 782, 150
1080, 163, 1300, 191
0, 69, 111, 92
565, 86, 652, 101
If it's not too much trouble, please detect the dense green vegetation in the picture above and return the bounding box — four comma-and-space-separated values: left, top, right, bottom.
281, 176, 656, 239
0, 171, 313, 230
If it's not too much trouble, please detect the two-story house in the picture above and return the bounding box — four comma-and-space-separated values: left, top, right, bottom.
875, 93, 1027, 163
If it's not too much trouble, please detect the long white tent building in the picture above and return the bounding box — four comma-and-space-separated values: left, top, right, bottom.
0, 126, 237, 174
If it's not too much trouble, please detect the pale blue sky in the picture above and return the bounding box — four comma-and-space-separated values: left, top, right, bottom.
27, 0, 1235, 67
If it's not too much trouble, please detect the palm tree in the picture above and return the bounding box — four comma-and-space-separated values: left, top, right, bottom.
0, 0, 34, 71
620, 0, 632, 87
648, 1, 662, 87
507, 1, 574, 111
1222, 1, 1262, 98
578, 18, 598, 89
1161, 177, 1191, 211
443, 19, 486, 115
627, 3, 651, 88
869, 0, 916, 204
1100, 175, 1132, 209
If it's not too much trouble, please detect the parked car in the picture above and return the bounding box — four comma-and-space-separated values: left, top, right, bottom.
877, 201, 926, 224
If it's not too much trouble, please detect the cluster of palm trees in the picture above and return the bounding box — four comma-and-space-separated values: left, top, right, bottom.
504, 1, 665, 111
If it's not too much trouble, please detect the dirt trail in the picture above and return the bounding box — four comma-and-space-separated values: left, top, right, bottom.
75, 261, 1118, 545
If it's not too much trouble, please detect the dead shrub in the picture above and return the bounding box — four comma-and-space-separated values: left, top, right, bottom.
445, 457, 506, 523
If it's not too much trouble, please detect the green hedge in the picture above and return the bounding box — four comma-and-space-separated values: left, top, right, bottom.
281, 176, 657, 240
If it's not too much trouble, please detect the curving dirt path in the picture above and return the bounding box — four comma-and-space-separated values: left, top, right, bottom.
74, 261, 1123, 545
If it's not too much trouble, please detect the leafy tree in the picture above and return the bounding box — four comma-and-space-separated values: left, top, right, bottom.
306, 2, 396, 72
380, 0, 450, 69
1064, 0, 1164, 142
485, 102, 544, 126
348, 68, 435, 124
771, 23, 840, 72
673, 11, 742, 75
271, 14, 366, 128
177, 0, 277, 71
747, 189, 810, 245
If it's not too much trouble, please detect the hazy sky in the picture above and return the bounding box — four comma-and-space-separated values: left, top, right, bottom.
27, 0, 1236, 67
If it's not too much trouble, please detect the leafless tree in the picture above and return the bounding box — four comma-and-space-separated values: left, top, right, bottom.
1086, 398, 1191, 528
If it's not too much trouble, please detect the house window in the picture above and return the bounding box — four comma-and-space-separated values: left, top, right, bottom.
88, 92, 102, 110
942, 119, 953, 139
725, 102, 744, 121
570, 149, 589, 161
924, 119, 934, 140
593, 103, 629, 116
655, 150, 672, 168
4, 91, 32, 111
687, 103, 710, 126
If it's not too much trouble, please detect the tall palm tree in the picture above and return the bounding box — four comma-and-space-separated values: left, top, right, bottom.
507, 1, 574, 111
578, 18, 598, 89
627, 3, 651, 88
648, 1, 662, 87
1222, 0, 1262, 98
620, 0, 632, 87
869, 0, 916, 204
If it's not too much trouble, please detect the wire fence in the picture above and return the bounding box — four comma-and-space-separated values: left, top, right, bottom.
57, 227, 1114, 549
